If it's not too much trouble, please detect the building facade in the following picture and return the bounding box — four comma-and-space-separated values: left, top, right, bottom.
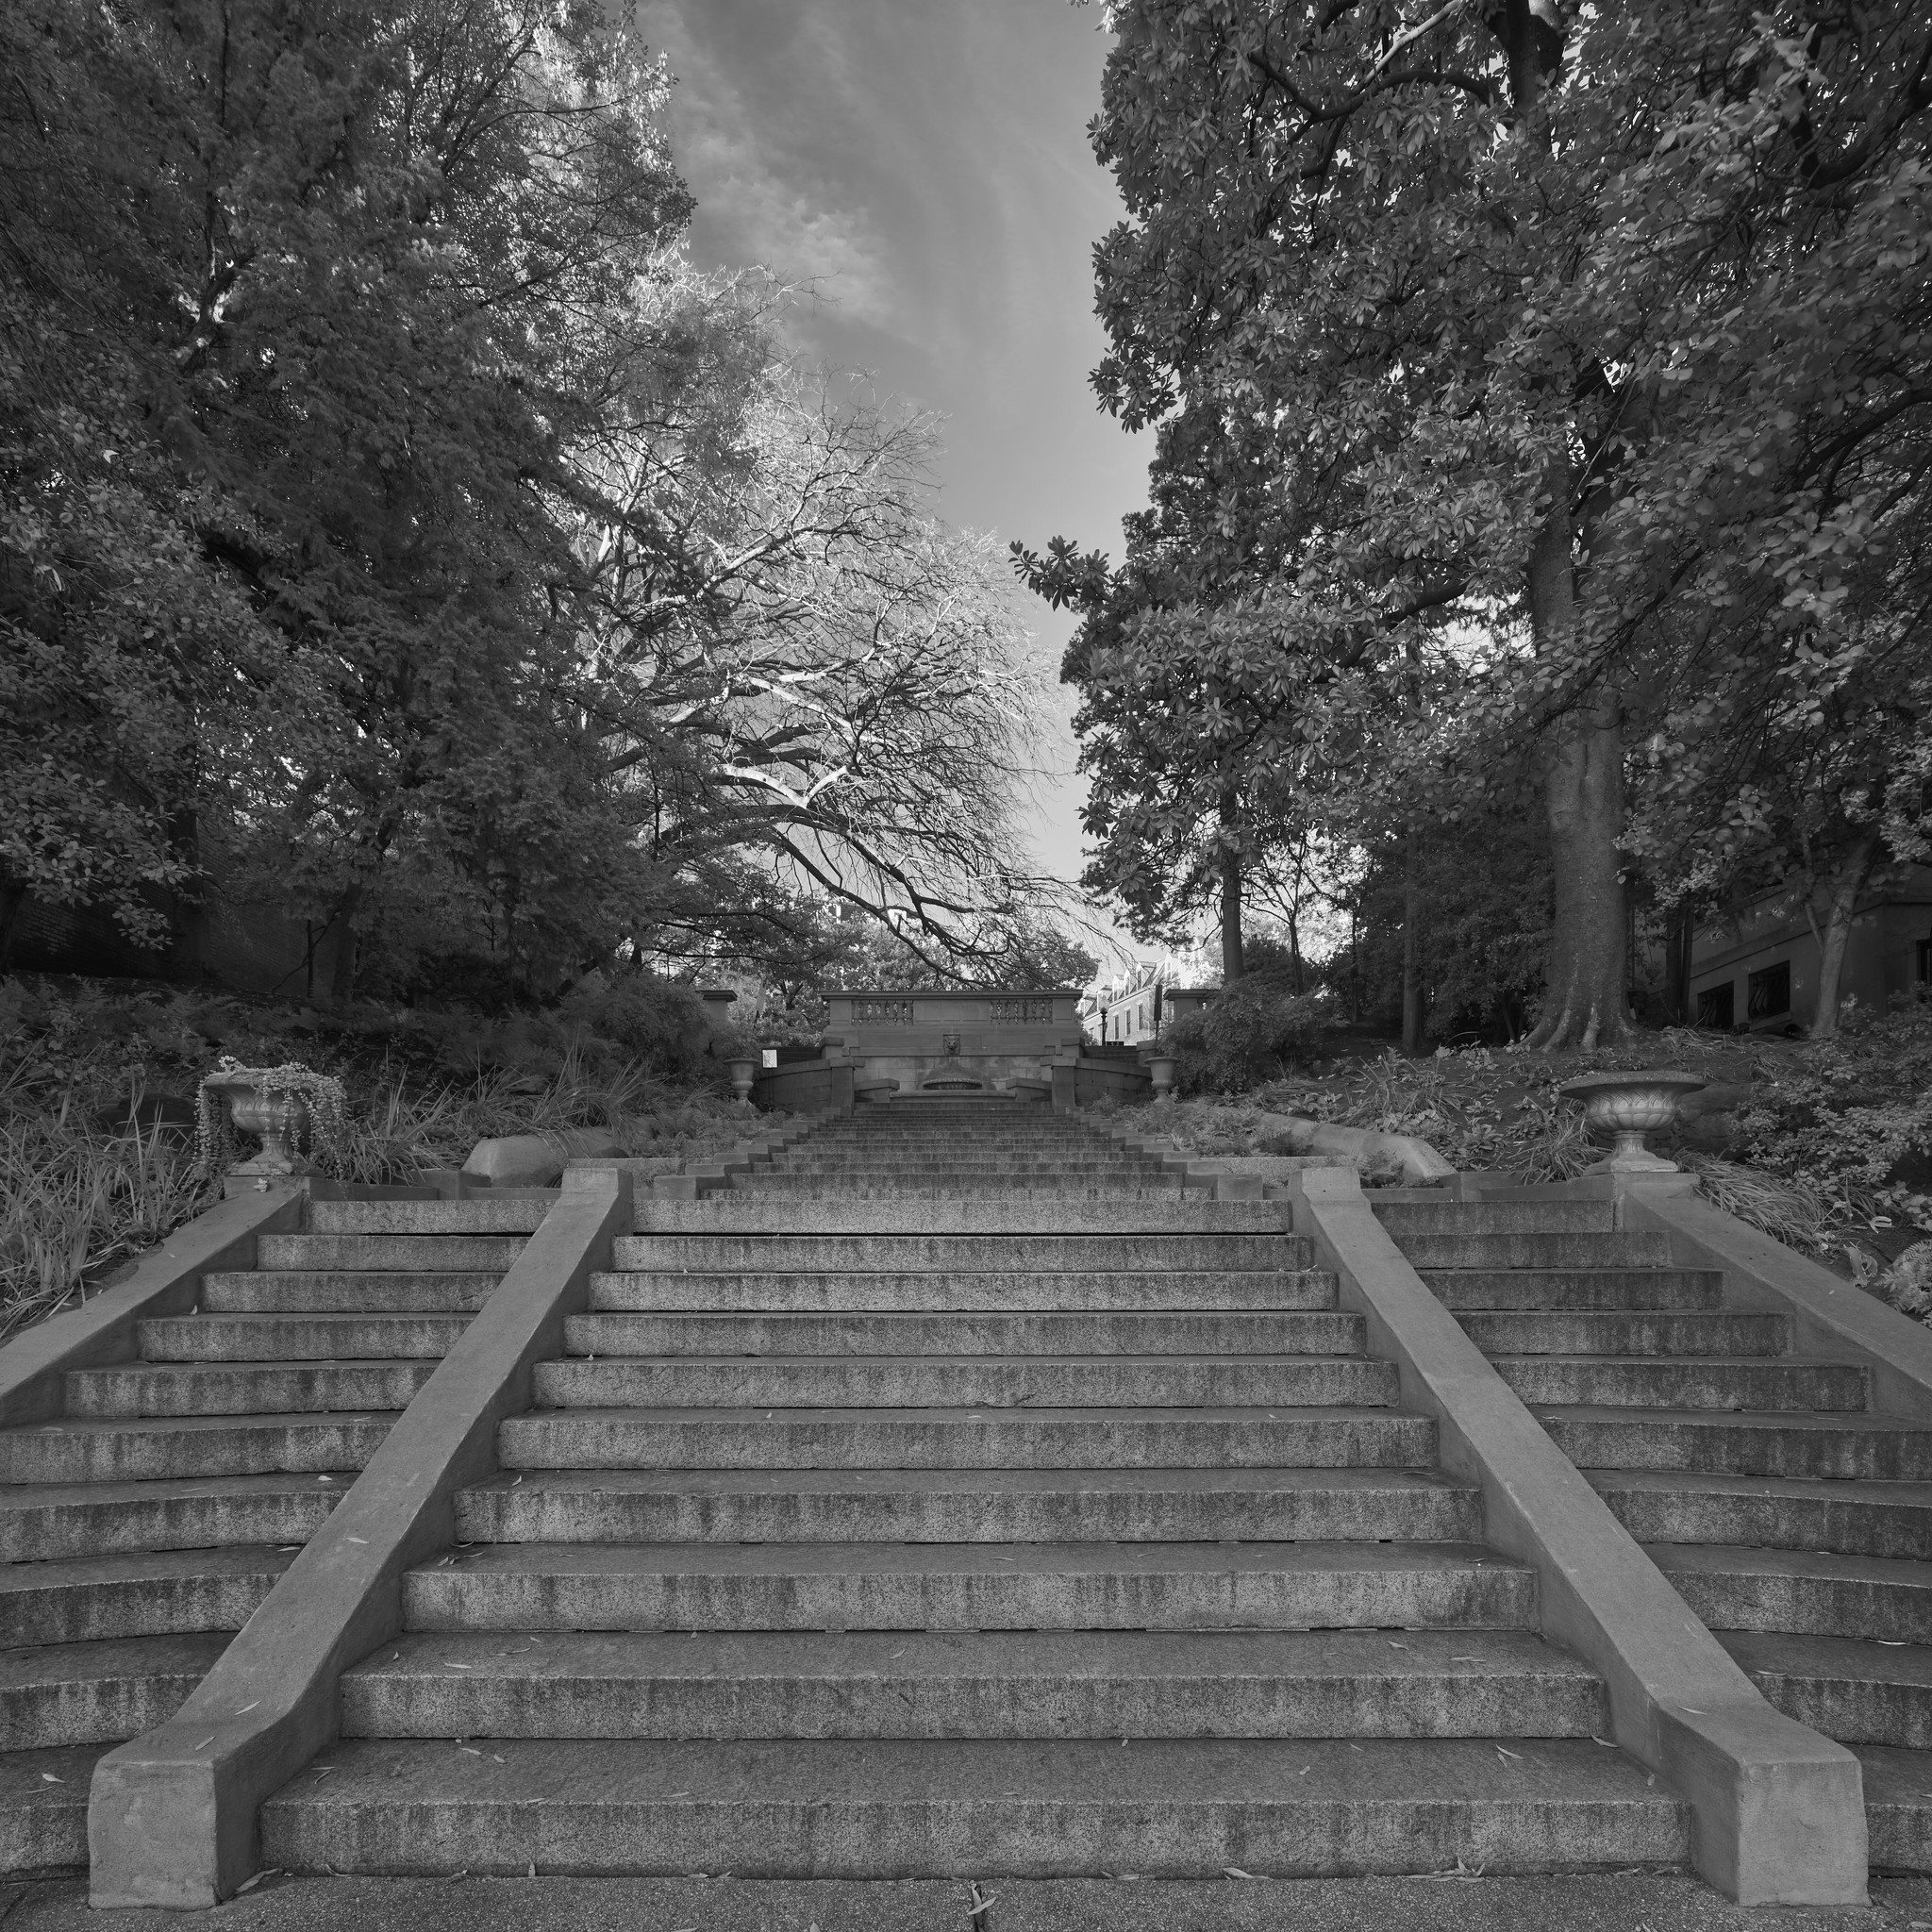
1688, 868, 1932, 1034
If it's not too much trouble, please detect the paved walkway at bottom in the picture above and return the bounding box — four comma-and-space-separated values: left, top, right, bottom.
2, 1874, 1926, 1932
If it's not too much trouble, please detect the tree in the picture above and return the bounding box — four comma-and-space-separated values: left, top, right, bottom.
1068, 0, 1932, 1049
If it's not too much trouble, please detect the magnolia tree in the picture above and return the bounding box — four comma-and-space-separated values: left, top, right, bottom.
1041, 0, 1930, 1046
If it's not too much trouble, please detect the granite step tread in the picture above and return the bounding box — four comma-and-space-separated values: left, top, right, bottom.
1533, 1407, 1932, 1480
0, 1543, 295, 1644
0, 1413, 396, 1483
1457, 1313, 1790, 1357
340, 1627, 1605, 1740
0, 1743, 99, 1876
201, 1271, 504, 1313
1419, 1270, 1724, 1312
562, 1311, 1364, 1355
453, 1466, 1479, 1544
1722, 1629, 1932, 1746
1391, 1235, 1674, 1270
1587, 1469, 1932, 1559
64, 1359, 438, 1418
610, 1236, 1307, 1271
529, 1357, 1400, 1411
256, 1735, 1690, 1878
0, 1471, 348, 1562
1645, 1541, 1932, 1645
1493, 1357, 1867, 1412
306, 1200, 550, 1234
0, 1632, 229, 1749
399, 1540, 1537, 1633
634, 1204, 1289, 1235
496, 1407, 1438, 1472
138, 1314, 475, 1360
590, 1270, 1333, 1313
259, 1235, 531, 1271
1373, 1202, 1619, 1234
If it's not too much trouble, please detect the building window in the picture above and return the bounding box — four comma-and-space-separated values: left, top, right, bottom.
1696, 982, 1735, 1029
1747, 959, 1790, 1021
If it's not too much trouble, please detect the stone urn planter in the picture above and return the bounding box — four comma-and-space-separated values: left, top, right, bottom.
1557, 1070, 1707, 1174
725, 1057, 758, 1108
196, 1065, 336, 1178
1146, 1052, 1178, 1104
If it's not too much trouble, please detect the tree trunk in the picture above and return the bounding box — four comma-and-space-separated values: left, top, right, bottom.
327, 886, 362, 1003
1664, 901, 1695, 1024
1811, 834, 1879, 1040
1218, 798, 1245, 983
1401, 828, 1425, 1056
1520, 467, 1635, 1052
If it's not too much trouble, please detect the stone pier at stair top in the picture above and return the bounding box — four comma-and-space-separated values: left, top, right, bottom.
823, 988, 1083, 1098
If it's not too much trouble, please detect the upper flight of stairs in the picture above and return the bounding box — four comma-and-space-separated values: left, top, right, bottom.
258, 1104, 1687, 1879
1376, 1191, 1932, 1872
0, 1192, 545, 1875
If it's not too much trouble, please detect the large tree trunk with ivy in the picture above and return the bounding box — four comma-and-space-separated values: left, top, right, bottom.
1401, 828, 1425, 1056
1521, 475, 1635, 1051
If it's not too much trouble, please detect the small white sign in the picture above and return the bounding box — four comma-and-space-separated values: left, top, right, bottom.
761, 1049, 777, 1068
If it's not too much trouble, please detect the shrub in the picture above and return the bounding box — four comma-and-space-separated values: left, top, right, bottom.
1164, 978, 1334, 1093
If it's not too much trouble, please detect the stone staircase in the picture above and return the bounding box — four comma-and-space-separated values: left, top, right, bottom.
258, 1104, 1686, 1878
1376, 1191, 1932, 1871
0, 1191, 545, 1874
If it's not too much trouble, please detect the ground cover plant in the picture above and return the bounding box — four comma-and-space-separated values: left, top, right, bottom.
0, 974, 769, 1341
1141, 1005, 1932, 1272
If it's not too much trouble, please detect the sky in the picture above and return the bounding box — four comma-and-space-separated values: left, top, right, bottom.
631, 0, 1154, 965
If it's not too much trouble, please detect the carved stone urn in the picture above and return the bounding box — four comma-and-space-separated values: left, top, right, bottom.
1146, 1052, 1178, 1104
201, 1070, 316, 1177
725, 1058, 758, 1108
1557, 1070, 1707, 1174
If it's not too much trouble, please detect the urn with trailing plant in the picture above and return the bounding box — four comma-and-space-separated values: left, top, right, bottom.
195, 1058, 348, 1181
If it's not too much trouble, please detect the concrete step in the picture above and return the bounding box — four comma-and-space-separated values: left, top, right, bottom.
0, 1472, 345, 1561
400, 1540, 1537, 1633
341, 1628, 1605, 1740
1493, 1357, 1865, 1412
1374, 1201, 1618, 1235
1723, 1631, 1932, 1747
454, 1467, 1483, 1546
1421, 1270, 1724, 1312
1388, 1233, 1674, 1270
201, 1269, 504, 1313
589, 1269, 1336, 1313
0, 1413, 392, 1483
306, 1198, 550, 1234
1589, 1470, 1932, 1560
768, 1153, 1141, 1171
258, 1735, 1689, 1877
726, 1174, 1190, 1190
1538, 1407, 1932, 1480
64, 1359, 437, 1419
0, 1545, 291, 1645
0, 1743, 97, 1876
0, 1632, 226, 1748
1457, 1312, 1790, 1357
1858, 1744, 1932, 1870
1649, 1542, 1932, 1644
611, 1234, 1307, 1273
259, 1234, 529, 1272
635, 1202, 1287, 1235
138, 1313, 474, 1360
530, 1356, 1400, 1412
562, 1310, 1365, 1357
498, 1406, 1437, 1473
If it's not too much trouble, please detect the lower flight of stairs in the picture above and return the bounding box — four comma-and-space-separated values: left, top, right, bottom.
1377, 1191, 1932, 1872
259, 1104, 1688, 1878
0, 1191, 544, 1874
